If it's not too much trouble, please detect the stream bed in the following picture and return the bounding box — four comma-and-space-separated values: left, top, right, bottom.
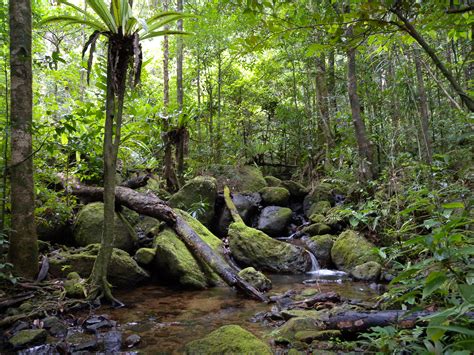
104, 273, 379, 353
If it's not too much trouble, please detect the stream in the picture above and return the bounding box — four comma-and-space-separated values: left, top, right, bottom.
104, 271, 379, 353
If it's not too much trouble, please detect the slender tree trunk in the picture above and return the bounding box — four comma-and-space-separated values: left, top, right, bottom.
413, 47, 432, 164
315, 54, 334, 148
327, 49, 337, 115
391, 6, 474, 112
196, 53, 202, 141
347, 28, 374, 182
216, 50, 222, 163
8, 0, 38, 279
1, 55, 9, 231
175, 0, 186, 184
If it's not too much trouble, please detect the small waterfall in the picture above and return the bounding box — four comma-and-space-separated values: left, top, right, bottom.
306, 250, 320, 273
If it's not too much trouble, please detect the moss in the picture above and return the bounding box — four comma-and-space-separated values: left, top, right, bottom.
8, 329, 48, 349
351, 261, 382, 281
260, 186, 290, 206
205, 165, 267, 193
257, 206, 292, 237
185, 325, 271, 355
309, 213, 326, 224
135, 216, 160, 236
137, 177, 171, 200
307, 200, 331, 217
153, 212, 222, 288
228, 221, 309, 273
64, 278, 86, 298
295, 330, 341, 343
73, 202, 137, 252
302, 223, 332, 236
306, 234, 334, 268
49, 244, 149, 288
331, 230, 379, 271
238, 267, 272, 292
274, 316, 319, 340
134, 247, 156, 266
280, 310, 322, 320
67, 271, 81, 280
281, 180, 309, 198
264, 175, 282, 187
168, 176, 217, 225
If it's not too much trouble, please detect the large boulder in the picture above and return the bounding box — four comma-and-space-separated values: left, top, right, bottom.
260, 187, 290, 206
257, 206, 292, 237
8, 329, 48, 349
152, 210, 222, 289
185, 325, 271, 355
301, 223, 332, 236
73, 202, 137, 252
306, 200, 331, 218
168, 176, 217, 226
264, 175, 282, 187
331, 230, 379, 272
351, 261, 382, 282
137, 177, 171, 200
238, 267, 272, 292
49, 244, 149, 288
228, 221, 309, 273
305, 234, 334, 268
280, 180, 309, 199
206, 165, 267, 193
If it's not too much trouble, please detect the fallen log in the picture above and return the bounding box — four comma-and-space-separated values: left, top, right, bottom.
223, 186, 243, 223
68, 183, 269, 302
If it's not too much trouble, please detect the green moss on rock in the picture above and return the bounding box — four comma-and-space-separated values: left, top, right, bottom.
168, 176, 217, 226
302, 223, 331, 236
238, 267, 272, 292
228, 221, 309, 273
307, 200, 331, 218
306, 234, 334, 268
185, 325, 271, 355
73, 202, 137, 252
331, 230, 379, 272
264, 175, 282, 187
137, 177, 171, 200
49, 244, 149, 288
206, 165, 267, 193
351, 261, 382, 282
257, 206, 292, 237
64, 278, 86, 298
134, 247, 156, 266
281, 180, 309, 199
8, 329, 47, 349
295, 330, 341, 343
260, 186, 290, 206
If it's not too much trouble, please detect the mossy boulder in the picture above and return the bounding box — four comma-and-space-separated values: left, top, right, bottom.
206, 165, 267, 193
228, 221, 309, 273
137, 177, 171, 200
309, 213, 326, 224
264, 175, 282, 187
274, 316, 320, 340
281, 180, 309, 199
257, 206, 292, 237
185, 325, 271, 355
305, 234, 334, 268
49, 244, 149, 288
73, 202, 137, 252
152, 210, 222, 289
215, 192, 261, 236
8, 329, 48, 349
134, 216, 160, 237
64, 272, 87, 298
260, 186, 290, 206
168, 176, 217, 226
331, 230, 379, 272
302, 223, 332, 236
238, 267, 272, 292
307, 200, 331, 218
351, 261, 382, 282
134, 247, 156, 266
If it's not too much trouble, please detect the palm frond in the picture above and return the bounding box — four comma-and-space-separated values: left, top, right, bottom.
142, 30, 192, 40
146, 13, 194, 34
86, 0, 118, 32
40, 15, 108, 32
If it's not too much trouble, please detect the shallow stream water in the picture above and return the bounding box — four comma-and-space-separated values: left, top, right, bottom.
105, 273, 379, 353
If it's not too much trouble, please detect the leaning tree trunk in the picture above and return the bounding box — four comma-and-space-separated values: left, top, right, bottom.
67, 183, 268, 302
8, 0, 38, 279
347, 27, 375, 182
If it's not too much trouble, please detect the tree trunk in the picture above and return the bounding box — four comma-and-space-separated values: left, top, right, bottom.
413, 47, 433, 164
327, 50, 337, 115
391, 6, 474, 112
175, 0, 186, 185
68, 184, 269, 302
315, 54, 334, 148
8, 0, 38, 279
346, 28, 375, 182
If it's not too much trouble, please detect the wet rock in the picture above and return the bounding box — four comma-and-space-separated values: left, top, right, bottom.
301, 223, 331, 236
228, 221, 309, 273
134, 247, 156, 266
303, 182, 336, 211
168, 176, 217, 226
8, 329, 47, 349
206, 165, 267, 193
306, 200, 331, 218
280, 310, 321, 321
216, 193, 262, 235
280, 180, 309, 199
134, 216, 160, 236
49, 244, 150, 288
264, 175, 282, 187
238, 267, 272, 292
331, 230, 379, 272
102, 330, 122, 352
185, 325, 271, 354
152, 210, 222, 288
257, 206, 292, 237
125, 334, 141, 348
295, 330, 341, 343
42, 316, 67, 337
351, 261, 382, 282
67, 332, 98, 351
84, 315, 115, 332
304, 234, 334, 268
64, 272, 87, 298
260, 187, 290, 206
73, 202, 137, 252
274, 316, 320, 340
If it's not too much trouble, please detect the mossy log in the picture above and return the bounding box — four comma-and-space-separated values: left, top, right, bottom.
68, 184, 269, 302
223, 186, 244, 223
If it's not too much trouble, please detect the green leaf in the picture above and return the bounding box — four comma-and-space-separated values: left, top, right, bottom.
61, 133, 69, 146
428, 325, 474, 337
86, 0, 117, 32
40, 15, 107, 32
459, 284, 474, 303
442, 202, 464, 209
142, 30, 192, 40
423, 271, 447, 299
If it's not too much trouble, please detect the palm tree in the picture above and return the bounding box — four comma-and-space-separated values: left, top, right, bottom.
42, 0, 189, 303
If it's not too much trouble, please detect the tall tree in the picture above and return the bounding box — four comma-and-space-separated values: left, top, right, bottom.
9, 0, 38, 279
175, 0, 186, 184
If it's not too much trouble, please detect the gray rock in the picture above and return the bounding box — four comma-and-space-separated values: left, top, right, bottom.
238, 267, 272, 292
351, 261, 382, 282
257, 206, 292, 237
8, 329, 47, 349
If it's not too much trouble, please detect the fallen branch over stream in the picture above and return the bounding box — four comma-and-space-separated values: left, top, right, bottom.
67, 183, 269, 302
